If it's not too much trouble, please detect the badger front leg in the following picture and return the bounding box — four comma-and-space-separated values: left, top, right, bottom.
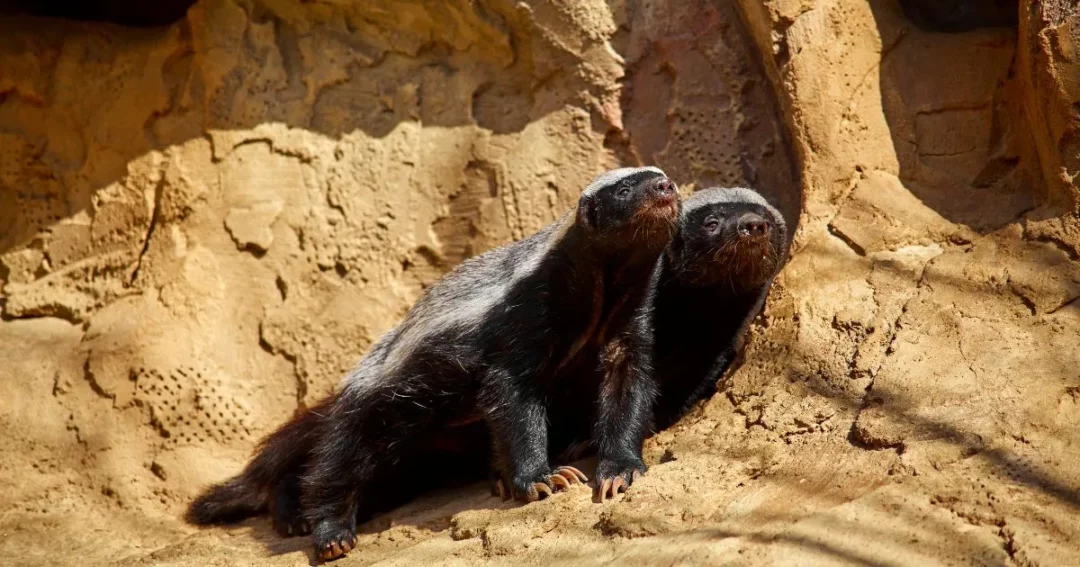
592, 334, 657, 502
481, 367, 587, 502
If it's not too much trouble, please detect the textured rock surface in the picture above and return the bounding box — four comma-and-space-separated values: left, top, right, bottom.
0, 0, 1077, 565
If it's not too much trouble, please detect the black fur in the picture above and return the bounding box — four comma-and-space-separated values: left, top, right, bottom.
186, 398, 326, 530
651, 187, 789, 430
188, 391, 493, 538
187, 167, 680, 562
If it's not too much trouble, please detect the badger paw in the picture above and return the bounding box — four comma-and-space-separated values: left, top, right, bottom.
491, 466, 589, 502
312, 519, 356, 562
593, 458, 646, 503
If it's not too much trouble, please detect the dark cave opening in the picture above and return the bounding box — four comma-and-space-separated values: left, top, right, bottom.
0, 0, 195, 27
897, 0, 1019, 32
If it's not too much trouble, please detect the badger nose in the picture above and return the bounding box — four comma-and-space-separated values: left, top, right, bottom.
737, 212, 770, 238
653, 178, 676, 195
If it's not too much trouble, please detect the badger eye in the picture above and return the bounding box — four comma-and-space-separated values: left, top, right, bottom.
616, 186, 632, 198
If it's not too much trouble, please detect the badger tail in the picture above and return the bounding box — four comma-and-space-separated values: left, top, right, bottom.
186, 475, 264, 525
185, 398, 330, 525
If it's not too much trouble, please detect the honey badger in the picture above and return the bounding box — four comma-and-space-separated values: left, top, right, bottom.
651, 187, 788, 430
187, 167, 680, 562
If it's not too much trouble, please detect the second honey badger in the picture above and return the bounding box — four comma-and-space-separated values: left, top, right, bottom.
187, 167, 681, 562
651, 187, 788, 430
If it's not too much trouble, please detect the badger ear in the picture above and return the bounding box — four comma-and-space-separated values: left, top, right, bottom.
577, 194, 597, 230
664, 232, 684, 264
765, 207, 790, 255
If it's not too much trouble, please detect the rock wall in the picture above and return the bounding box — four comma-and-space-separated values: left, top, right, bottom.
0, 0, 1077, 565
689, 0, 1080, 563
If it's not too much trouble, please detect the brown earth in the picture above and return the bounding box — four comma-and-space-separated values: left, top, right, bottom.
1, 1, 1078, 565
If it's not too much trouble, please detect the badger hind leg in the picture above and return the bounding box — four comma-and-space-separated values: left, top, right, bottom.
302, 429, 368, 561
301, 384, 438, 562
270, 473, 310, 537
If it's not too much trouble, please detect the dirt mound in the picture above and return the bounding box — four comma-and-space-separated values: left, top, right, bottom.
1, 1, 1077, 565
